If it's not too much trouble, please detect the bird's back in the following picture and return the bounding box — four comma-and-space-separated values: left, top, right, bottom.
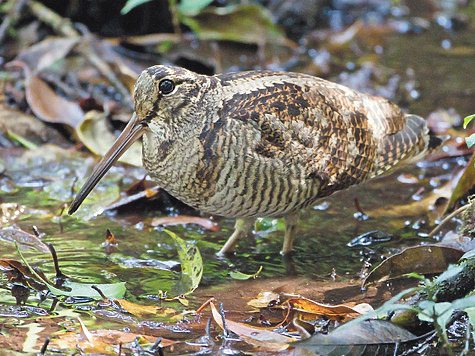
215, 70, 430, 200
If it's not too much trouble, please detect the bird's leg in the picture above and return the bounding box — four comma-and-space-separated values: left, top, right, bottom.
218, 217, 255, 255
282, 212, 300, 254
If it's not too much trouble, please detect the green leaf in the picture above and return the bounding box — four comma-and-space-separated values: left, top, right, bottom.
180, 4, 289, 45
164, 230, 203, 296
121, 0, 152, 15
463, 114, 475, 129
466, 133, 475, 148
178, 0, 214, 16
15, 242, 126, 299
230, 266, 263, 280
48, 281, 126, 299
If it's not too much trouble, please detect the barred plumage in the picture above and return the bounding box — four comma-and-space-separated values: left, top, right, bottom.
69, 65, 440, 254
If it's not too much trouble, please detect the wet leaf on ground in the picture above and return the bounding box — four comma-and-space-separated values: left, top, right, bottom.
279, 296, 371, 321
114, 298, 175, 318
294, 319, 417, 354
210, 301, 296, 352
364, 245, 465, 286
151, 215, 219, 231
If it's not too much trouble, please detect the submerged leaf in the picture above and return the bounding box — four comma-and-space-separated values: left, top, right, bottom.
164, 230, 203, 296
0, 226, 49, 252
15, 242, 126, 299
230, 265, 263, 280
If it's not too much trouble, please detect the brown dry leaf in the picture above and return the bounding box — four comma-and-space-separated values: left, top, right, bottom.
247, 291, 280, 308
51, 317, 176, 353
364, 245, 465, 286
114, 299, 176, 318
16, 37, 80, 72
210, 302, 295, 352
282, 297, 367, 321
0, 226, 49, 253
10, 61, 85, 130
0, 259, 49, 284
151, 215, 220, 231
76, 110, 142, 166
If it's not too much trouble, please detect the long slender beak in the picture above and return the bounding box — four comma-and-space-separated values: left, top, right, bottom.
69, 113, 146, 214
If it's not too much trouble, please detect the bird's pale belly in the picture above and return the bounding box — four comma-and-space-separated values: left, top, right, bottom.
142, 135, 320, 218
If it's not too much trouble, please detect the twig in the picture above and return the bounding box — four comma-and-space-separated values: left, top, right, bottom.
428, 203, 471, 238
27, 1, 78, 37
0, 0, 30, 44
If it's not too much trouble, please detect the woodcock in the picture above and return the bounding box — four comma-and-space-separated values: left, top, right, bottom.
69, 65, 441, 255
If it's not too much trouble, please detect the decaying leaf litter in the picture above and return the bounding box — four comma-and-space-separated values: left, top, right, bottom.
0, 0, 474, 354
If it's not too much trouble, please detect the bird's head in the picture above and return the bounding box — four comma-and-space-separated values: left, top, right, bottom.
68, 65, 218, 214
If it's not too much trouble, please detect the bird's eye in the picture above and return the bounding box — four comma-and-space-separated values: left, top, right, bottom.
159, 79, 175, 95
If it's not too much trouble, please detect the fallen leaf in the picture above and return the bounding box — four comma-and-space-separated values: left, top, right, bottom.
181, 4, 292, 46
445, 151, 475, 213
210, 302, 295, 352
164, 230, 203, 296
364, 245, 465, 286
281, 297, 366, 321
15, 243, 126, 299
76, 110, 142, 166
294, 319, 417, 354
16, 37, 79, 72
247, 291, 280, 308
114, 299, 175, 318
230, 266, 263, 280
10, 61, 85, 130
0, 226, 49, 252
152, 215, 219, 231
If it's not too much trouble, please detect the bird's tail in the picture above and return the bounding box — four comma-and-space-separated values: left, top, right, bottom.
373, 114, 444, 177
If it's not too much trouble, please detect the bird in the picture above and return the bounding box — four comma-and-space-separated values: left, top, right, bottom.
69, 65, 441, 255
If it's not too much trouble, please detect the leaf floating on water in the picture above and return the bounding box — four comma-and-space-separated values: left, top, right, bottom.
210, 301, 296, 352
152, 215, 219, 231
164, 230, 203, 296
363, 245, 465, 286
76, 110, 142, 166
230, 265, 263, 280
